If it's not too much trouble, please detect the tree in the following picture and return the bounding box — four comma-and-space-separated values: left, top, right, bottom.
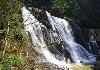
52, 0, 79, 16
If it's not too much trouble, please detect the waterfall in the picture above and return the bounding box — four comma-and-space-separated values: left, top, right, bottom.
46, 11, 96, 63
21, 7, 71, 69
21, 6, 96, 69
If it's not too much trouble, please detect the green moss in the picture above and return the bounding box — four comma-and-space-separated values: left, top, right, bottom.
1, 53, 21, 70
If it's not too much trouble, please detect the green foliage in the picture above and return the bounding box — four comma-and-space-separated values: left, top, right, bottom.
52, 0, 69, 13
9, 14, 23, 29
0, 0, 24, 15
0, 0, 27, 43
0, 0, 24, 29
0, 0, 27, 68
1, 65, 8, 70
10, 30, 27, 42
52, 0, 79, 16
1, 53, 21, 70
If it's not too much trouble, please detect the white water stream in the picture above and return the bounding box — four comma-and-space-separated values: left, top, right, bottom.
46, 11, 96, 64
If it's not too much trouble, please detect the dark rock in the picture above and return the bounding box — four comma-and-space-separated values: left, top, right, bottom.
96, 55, 100, 61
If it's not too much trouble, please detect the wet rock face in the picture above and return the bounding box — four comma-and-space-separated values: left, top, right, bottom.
69, 19, 89, 46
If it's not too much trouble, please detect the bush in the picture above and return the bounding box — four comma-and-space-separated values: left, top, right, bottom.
1, 53, 21, 70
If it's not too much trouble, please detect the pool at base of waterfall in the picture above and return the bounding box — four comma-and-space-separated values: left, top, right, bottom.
70, 63, 92, 70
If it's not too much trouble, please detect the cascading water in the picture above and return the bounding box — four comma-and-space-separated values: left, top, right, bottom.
21, 7, 71, 69
21, 6, 97, 70
46, 11, 96, 63
89, 29, 99, 55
